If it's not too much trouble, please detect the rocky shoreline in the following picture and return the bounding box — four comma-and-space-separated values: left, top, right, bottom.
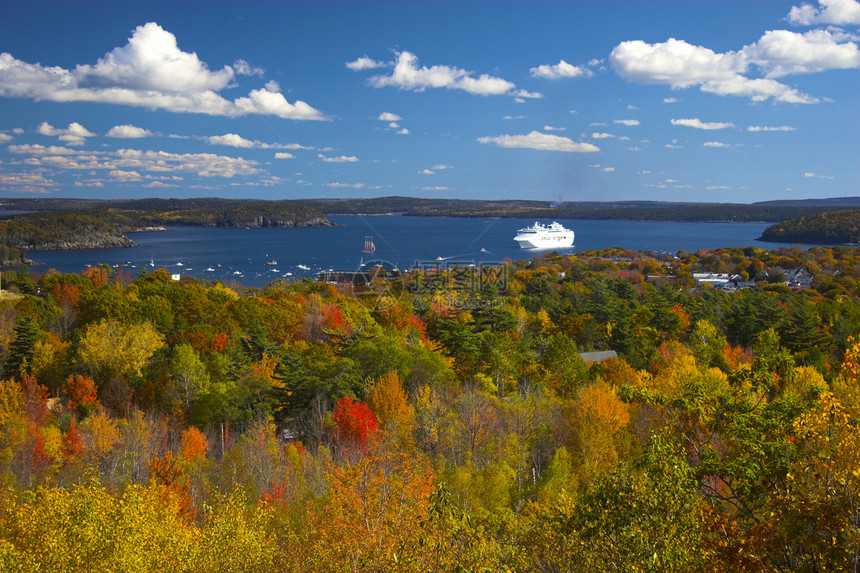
22, 235, 137, 251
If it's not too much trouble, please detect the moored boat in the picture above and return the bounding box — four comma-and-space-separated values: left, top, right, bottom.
362, 236, 376, 254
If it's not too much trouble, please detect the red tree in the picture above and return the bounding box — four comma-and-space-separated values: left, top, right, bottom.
66, 374, 99, 417
62, 418, 84, 464
332, 396, 378, 448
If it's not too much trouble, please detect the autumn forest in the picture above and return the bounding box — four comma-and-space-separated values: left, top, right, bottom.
1, 244, 860, 571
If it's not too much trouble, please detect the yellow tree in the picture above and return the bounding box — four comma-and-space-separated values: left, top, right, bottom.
77, 318, 164, 381
302, 448, 435, 572
566, 380, 631, 488
81, 409, 119, 462
366, 370, 414, 443
771, 392, 860, 570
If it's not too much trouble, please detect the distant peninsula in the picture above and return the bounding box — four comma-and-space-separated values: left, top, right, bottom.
759, 209, 860, 245
0, 198, 331, 264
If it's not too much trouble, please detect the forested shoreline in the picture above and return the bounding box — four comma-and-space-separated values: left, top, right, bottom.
1, 244, 859, 571
306, 196, 859, 224
759, 209, 860, 244
0, 200, 331, 258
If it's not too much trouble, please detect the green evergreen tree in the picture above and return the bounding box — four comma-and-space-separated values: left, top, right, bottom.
5, 315, 42, 376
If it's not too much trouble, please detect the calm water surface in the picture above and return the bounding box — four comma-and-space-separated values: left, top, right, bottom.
28, 216, 818, 287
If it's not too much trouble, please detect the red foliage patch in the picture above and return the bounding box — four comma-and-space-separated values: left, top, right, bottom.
62, 418, 84, 464
51, 283, 80, 309
66, 374, 99, 415
210, 332, 229, 352
332, 396, 378, 448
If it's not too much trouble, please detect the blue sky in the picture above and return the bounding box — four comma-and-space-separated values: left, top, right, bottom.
1, 0, 858, 203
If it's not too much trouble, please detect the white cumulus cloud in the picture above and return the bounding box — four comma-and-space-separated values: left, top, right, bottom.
0, 172, 58, 187
477, 131, 599, 152
233, 59, 264, 77
788, 0, 860, 25
367, 51, 527, 97
609, 37, 824, 103
0, 23, 325, 119
274, 152, 295, 159
74, 22, 233, 92
614, 119, 640, 126
704, 141, 731, 148
318, 154, 359, 163
530, 59, 591, 79
742, 29, 860, 77
208, 133, 255, 148
8, 143, 77, 155
109, 169, 142, 180
378, 112, 402, 121
106, 124, 153, 138
346, 56, 387, 71
671, 118, 734, 130
36, 121, 96, 145
11, 145, 262, 178
206, 133, 311, 150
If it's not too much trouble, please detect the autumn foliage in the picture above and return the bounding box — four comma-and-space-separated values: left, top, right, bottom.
180, 426, 208, 461
1, 247, 860, 570
332, 396, 377, 448
65, 374, 98, 416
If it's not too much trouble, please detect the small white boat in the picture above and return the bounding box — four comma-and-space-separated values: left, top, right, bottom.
205, 267, 215, 272
297, 264, 310, 271
176, 262, 184, 267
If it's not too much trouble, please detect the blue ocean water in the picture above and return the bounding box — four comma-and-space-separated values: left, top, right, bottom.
26, 216, 817, 287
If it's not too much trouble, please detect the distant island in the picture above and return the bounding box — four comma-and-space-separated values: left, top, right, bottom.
759, 209, 860, 244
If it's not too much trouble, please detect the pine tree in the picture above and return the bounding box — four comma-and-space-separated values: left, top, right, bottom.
5, 315, 42, 376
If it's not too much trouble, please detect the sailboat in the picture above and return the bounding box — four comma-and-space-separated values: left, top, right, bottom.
362, 235, 376, 254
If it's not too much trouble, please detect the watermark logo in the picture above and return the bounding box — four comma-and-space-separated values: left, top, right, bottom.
411, 260, 508, 294
323, 259, 510, 312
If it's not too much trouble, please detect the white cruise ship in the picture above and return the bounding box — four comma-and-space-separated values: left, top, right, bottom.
514, 221, 574, 249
